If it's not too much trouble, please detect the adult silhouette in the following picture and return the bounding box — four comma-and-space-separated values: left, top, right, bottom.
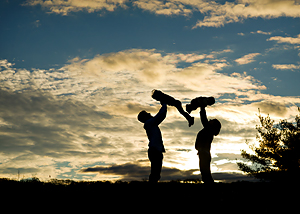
195, 105, 221, 184
138, 101, 167, 183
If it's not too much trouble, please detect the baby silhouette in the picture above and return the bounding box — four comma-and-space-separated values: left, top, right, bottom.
152, 89, 194, 127
186, 96, 215, 114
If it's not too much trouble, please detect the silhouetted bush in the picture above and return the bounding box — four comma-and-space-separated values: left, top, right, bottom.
238, 108, 300, 181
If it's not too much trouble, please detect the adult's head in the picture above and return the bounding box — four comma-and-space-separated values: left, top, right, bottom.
209, 119, 221, 136
137, 110, 153, 123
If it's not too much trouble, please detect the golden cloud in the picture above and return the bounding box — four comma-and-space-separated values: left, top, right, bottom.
235, 53, 261, 65
24, 0, 128, 15
25, 0, 300, 27
63, 49, 266, 96
267, 34, 300, 44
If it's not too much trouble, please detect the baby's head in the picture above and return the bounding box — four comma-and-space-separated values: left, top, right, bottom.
209, 119, 221, 136
137, 110, 152, 123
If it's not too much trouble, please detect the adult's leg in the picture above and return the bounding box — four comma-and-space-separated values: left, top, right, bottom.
199, 152, 214, 184
148, 148, 163, 183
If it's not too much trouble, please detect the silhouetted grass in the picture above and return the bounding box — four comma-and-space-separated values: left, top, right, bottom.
1, 177, 298, 212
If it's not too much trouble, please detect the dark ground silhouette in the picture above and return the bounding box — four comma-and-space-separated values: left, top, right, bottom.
1, 178, 298, 212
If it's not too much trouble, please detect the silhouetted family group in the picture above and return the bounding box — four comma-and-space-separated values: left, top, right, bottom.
138, 90, 221, 184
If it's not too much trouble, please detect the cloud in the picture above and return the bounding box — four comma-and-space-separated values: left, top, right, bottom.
63, 49, 177, 85
24, 1, 300, 27
235, 53, 260, 65
33, 20, 41, 27
0, 60, 131, 179
0, 59, 14, 69
133, 0, 193, 16
134, 0, 300, 28
104, 101, 161, 117
63, 49, 265, 98
0, 85, 153, 180
272, 64, 300, 70
216, 118, 257, 138
267, 34, 300, 44
24, 0, 128, 15
2, 47, 299, 181
80, 161, 253, 182
267, 34, 300, 62
251, 30, 272, 35
193, 0, 300, 28
252, 101, 288, 117
0, 88, 113, 155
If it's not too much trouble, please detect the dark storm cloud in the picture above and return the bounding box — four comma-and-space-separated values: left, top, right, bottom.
0, 88, 113, 157
81, 162, 254, 182
212, 172, 256, 182
81, 162, 199, 181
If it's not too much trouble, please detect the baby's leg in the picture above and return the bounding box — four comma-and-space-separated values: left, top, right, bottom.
174, 100, 194, 127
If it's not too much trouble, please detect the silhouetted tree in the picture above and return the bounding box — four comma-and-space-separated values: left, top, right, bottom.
237, 108, 300, 181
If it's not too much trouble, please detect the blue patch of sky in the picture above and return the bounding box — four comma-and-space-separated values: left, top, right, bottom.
0, 3, 205, 69
217, 93, 255, 105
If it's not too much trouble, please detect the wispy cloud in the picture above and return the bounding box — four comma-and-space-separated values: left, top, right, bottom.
24, 0, 300, 27
133, 0, 193, 16
33, 20, 41, 27
272, 64, 300, 70
62, 49, 265, 98
235, 53, 260, 65
267, 33, 300, 61
63, 49, 177, 85
193, 0, 300, 28
24, 0, 128, 15
251, 30, 272, 35
267, 34, 300, 44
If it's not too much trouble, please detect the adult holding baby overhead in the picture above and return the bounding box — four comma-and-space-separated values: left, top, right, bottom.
137, 89, 194, 183
188, 96, 221, 184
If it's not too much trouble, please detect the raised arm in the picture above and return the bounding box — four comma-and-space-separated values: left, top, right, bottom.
200, 106, 209, 127
153, 103, 167, 125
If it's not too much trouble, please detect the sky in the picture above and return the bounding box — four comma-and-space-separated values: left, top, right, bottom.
0, 0, 300, 182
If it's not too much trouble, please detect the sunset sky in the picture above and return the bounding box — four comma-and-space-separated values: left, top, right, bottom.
1, 0, 300, 182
